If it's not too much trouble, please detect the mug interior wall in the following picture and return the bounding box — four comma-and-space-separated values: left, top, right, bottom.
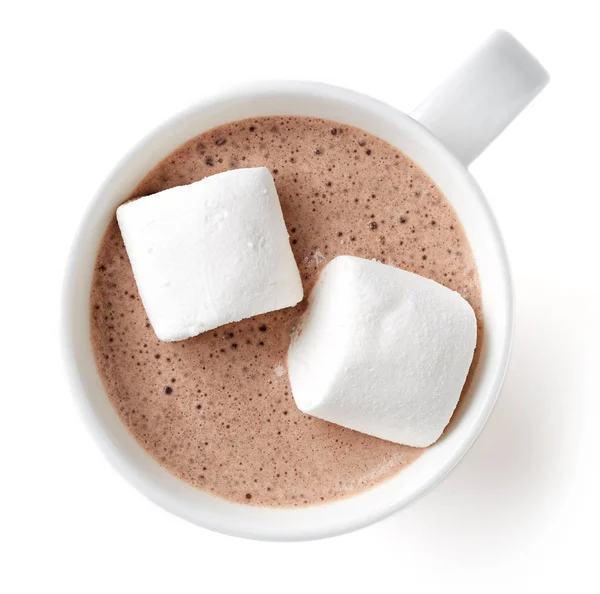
64, 83, 511, 540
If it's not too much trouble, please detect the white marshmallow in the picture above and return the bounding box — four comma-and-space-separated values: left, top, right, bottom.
287, 256, 476, 447
117, 167, 303, 341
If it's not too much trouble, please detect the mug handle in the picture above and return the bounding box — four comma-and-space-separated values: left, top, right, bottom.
411, 30, 549, 167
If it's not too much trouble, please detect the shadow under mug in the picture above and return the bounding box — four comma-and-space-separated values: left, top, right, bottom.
62, 30, 548, 541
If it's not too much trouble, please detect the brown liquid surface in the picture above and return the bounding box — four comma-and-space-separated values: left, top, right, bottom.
91, 116, 482, 506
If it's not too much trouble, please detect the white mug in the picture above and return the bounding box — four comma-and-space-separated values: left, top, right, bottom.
62, 30, 548, 541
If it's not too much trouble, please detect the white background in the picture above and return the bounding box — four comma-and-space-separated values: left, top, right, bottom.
2, 1, 598, 592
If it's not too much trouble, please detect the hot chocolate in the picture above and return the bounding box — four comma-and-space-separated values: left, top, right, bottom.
90, 116, 482, 506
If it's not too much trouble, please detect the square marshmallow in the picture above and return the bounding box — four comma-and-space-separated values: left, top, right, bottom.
117, 167, 303, 341
287, 256, 477, 447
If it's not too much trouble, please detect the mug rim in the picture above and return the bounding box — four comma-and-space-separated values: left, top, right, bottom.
62, 80, 513, 541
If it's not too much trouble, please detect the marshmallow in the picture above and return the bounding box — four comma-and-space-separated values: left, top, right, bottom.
287, 256, 476, 447
117, 167, 303, 341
